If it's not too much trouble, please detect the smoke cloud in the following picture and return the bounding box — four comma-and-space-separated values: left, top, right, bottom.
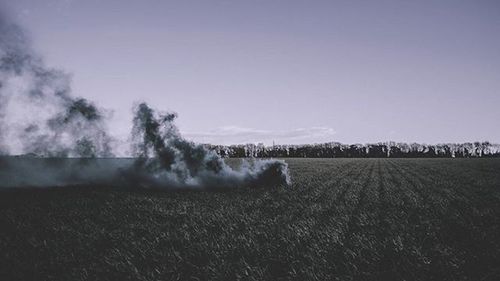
0, 11, 112, 157
0, 10, 291, 189
121, 103, 290, 189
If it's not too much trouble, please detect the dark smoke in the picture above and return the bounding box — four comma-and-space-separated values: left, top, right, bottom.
0, 11, 291, 189
122, 103, 291, 189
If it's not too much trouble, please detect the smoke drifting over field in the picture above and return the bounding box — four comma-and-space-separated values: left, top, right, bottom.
0, 12, 112, 157
124, 103, 290, 188
0, 11, 290, 189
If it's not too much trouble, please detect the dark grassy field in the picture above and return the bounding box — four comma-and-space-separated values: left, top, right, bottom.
1, 158, 499, 281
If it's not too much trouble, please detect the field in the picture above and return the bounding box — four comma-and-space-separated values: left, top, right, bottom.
1, 158, 500, 280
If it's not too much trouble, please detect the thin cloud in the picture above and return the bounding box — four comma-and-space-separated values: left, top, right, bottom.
183, 126, 336, 145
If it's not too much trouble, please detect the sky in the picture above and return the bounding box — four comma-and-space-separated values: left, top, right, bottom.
2, 0, 500, 145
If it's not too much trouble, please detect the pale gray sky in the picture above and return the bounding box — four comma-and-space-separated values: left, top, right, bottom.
3, 0, 500, 144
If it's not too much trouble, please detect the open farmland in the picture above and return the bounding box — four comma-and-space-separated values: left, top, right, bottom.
1, 158, 500, 280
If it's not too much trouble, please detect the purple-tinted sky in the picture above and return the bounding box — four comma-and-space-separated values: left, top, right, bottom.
3, 0, 500, 144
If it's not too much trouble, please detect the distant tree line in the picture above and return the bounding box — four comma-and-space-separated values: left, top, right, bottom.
205, 141, 500, 158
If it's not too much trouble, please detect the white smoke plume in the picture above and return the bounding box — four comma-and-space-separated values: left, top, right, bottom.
0, 10, 291, 189
0, 11, 112, 157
